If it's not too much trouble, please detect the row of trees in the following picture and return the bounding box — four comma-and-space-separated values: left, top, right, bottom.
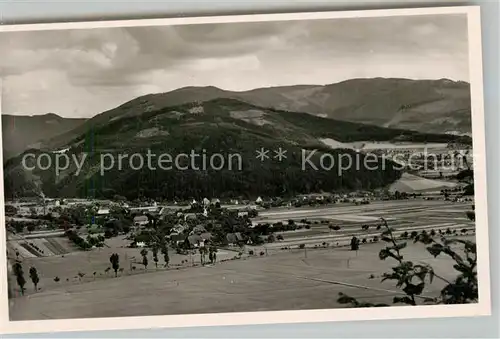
11, 262, 39, 295
65, 230, 104, 250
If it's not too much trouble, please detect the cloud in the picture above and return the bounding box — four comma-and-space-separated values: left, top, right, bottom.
0, 13, 469, 117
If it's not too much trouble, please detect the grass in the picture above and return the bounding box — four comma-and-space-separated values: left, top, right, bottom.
9, 199, 476, 320
9, 237, 467, 321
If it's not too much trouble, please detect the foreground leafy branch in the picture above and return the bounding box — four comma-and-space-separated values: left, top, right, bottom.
338, 218, 478, 307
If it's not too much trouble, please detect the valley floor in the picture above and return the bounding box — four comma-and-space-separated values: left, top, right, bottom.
8, 199, 477, 321
10, 238, 467, 321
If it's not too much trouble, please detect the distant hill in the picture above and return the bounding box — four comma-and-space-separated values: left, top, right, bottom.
42, 78, 471, 151
253, 78, 472, 134
2, 113, 86, 162
4, 97, 471, 200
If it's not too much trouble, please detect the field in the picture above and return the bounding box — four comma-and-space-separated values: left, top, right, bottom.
9, 238, 471, 320
388, 173, 459, 193
319, 138, 449, 151
253, 199, 474, 248
8, 199, 476, 321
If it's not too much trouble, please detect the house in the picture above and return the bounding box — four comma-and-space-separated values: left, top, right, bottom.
226, 232, 243, 245
97, 208, 110, 216
49, 211, 61, 218
170, 233, 186, 245
186, 233, 212, 248
187, 234, 203, 248
171, 224, 186, 234
200, 232, 212, 242
133, 215, 149, 226
184, 213, 197, 221
191, 225, 207, 235
130, 206, 159, 213
159, 206, 182, 216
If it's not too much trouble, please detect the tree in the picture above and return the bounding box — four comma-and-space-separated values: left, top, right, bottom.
27, 224, 36, 233
161, 245, 170, 267
350, 236, 360, 251
152, 246, 159, 268
209, 246, 218, 264
29, 207, 37, 217
466, 211, 475, 221
199, 246, 208, 265
13, 222, 24, 234
109, 253, 120, 277
338, 218, 478, 308
29, 267, 40, 291
140, 249, 149, 269
12, 262, 26, 295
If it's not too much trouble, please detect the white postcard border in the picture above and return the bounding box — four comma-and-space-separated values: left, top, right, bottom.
0, 5, 491, 335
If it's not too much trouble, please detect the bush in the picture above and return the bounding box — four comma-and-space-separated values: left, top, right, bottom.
466, 211, 475, 221
350, 236, 360, 251
337, 219, 478, 307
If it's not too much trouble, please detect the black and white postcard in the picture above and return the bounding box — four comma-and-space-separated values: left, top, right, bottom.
0, 5, 491, 334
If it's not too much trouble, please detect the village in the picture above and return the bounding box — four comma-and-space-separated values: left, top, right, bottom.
6, 162, 476, 307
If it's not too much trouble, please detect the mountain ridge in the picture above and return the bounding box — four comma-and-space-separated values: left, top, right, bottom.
4, 97, 471, 200
1, 114, 87, 162
3, 77, 472, 162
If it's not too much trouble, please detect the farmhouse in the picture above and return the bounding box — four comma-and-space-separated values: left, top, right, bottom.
97, 208, 110, 216
226, 232, 244, 246
133, 215, 149, 226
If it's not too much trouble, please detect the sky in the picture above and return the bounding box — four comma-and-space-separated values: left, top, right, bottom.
0, 13, 469, 118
